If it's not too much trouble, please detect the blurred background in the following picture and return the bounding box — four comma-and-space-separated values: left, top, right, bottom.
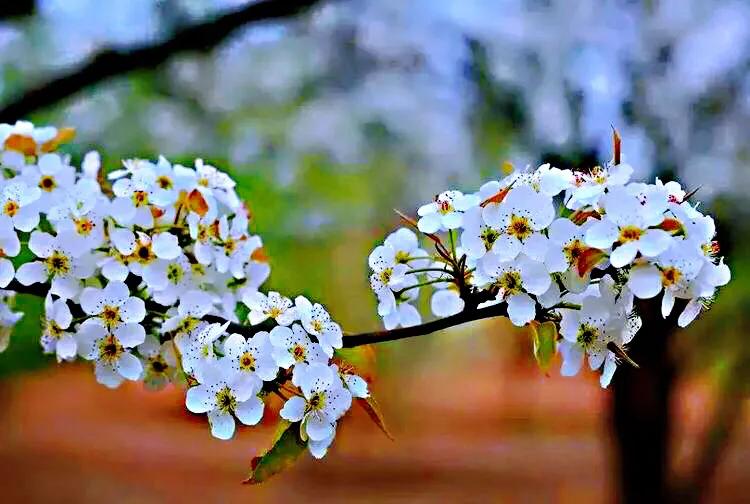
0, 0, 749, 501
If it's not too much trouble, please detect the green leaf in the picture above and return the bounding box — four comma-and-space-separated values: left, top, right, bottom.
244, 421, 307, 485
357, 396, 394, 441
530, 321, 558, 373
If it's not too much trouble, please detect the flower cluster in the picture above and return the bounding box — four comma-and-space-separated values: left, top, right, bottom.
0, 121, 366, 462
0, 121, 733, 482
369, 157, 731, 386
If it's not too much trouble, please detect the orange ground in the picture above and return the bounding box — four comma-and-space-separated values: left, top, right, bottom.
0, 354, 747, 502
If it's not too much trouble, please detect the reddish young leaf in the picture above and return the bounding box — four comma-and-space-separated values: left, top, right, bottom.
612, 126, 621, 165
570, 208, 601, 225
659, 217, 684, 235
576, 247, 606, 277
4, 133, 36, 155
357, 396, 394, 441
251, 246, 269, 263
41, 127, 76, 152
480, 186, 512, 208
187, 188, 209, 216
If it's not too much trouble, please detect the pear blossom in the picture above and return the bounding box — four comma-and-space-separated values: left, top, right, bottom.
244, 291, 297, 326
294, 296, 343, 357
279, 363, 352, 452
16, 231, 95, 299
585, 186, 672, 267
368, 244, 408, 294
383, 228, 429, 267
79, 281, 146, 337
460, 205, 503, 260
40, 295, 76, 361
482, 185, 554, 262
558, 296, 623, 378
268, 324, 327, 384
416, 190, 479, 233
431, 288, 464, 317
137, 336, 178, 390
161, 290, 216, 337
178, 321, 229, 374
76, 321, 145, 388
186, 361, 264, 440
21, 153, 75, 208
223, 331, 279, 381
565, 163, 633, 210
0, 222, 20, 288
0, 181, 41, 232
482, 253, 552, 326
381, 299, 421, 330
545, 218, 598, 293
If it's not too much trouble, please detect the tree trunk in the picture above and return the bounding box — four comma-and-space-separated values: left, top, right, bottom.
610, 299, 680, 503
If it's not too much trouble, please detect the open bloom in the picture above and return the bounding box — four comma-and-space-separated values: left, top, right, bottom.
383, 228, 429, 267
0, 180, 41, 232
268, 324, 327, 384
40, 294, 76, 361
244, 291, 297, 326
223, 331, 279, 382
545, 218, 599, 293
417, 190, 479, 233
21, 153, 75, 209
294, 296, 343, 357
76, 321, 145, 388
186, 361, 264, 440
482, 253, 551, 326
279, 363, 352, 457
460, 206, 503, 261
566, 162, 633, 210
79, 281, 146, 340
559, 296, 621, 378
178, 321, 228, 374
0, 221, 20, 288
585, 186, 672, 267
482, 185, 554, 262
16, 230, 95, 299
368, 244, 408, 294
137, 336, 178, 390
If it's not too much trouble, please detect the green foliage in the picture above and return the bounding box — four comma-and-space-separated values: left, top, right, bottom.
244, 421, 307, 485
529, 321, 557, 373
0, 294, 47, 378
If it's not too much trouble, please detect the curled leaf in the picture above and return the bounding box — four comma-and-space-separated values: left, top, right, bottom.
357, 396, 394, 441
244, 421, 307, 485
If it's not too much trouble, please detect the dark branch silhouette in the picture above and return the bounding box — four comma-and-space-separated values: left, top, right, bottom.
340, 303, 509, 347
6, 278, 512, 349
0, 0, 323, 122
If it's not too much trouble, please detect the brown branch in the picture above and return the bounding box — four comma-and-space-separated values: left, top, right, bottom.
0, 0, 324, 122
341, 302, 509, 347
6, 276, 515, 349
